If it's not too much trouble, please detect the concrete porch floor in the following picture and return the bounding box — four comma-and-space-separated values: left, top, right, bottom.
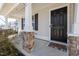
30, 39, 68, 56
9, 35, 68, 56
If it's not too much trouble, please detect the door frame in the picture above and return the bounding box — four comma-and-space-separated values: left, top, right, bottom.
49, 4, 70, 44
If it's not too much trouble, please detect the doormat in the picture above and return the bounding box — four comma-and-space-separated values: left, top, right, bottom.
48, 42, 67, 52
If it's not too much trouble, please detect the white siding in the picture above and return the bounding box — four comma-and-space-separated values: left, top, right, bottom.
32, 3, 74, 41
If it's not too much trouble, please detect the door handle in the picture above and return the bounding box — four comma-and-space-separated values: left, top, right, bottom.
49, 24, 54, 28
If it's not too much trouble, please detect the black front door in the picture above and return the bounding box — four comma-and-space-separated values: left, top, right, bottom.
51, 7, 67, 43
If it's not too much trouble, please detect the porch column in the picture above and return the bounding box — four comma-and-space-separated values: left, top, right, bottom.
5, 17, 8, 28
68, 35, 78, 56
68, 4, 79, 56
18, 19, 22, 33
23, 3, 35, 53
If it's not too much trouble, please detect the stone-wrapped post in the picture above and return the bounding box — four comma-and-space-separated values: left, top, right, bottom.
68, 35, 78, 56
23, 32, 35, 53
23, 3, 35, 53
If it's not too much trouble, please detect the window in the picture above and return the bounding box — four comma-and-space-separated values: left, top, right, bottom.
32, 13, 38, 31
32, 15, 35, 30
21, 18, 25, 30
35, 14, 38, 31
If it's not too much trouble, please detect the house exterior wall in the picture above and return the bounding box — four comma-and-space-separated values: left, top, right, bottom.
32, 3, 75, 41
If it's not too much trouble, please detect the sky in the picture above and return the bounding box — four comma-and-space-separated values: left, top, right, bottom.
0, 15, 16, 26
0, 15, 5, 25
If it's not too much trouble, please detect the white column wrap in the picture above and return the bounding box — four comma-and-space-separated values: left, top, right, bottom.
73, 4, 79, 35
24, 3, 33, 32
18, 19, 22, 33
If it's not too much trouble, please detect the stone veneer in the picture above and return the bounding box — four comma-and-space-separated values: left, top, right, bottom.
23, 32, 35, 53
68, 36, 78, 56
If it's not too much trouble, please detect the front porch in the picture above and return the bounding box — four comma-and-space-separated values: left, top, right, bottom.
0, 3, 79, 56
8, 34, 68, 56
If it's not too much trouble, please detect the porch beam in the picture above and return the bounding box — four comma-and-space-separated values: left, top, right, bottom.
5, 3, 19, 17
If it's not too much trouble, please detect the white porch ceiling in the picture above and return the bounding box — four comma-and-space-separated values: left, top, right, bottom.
9, 3, 25, 19
0, 3, 4, 11
0, 3, 16, 15
0, 3, 66, 19
0, 3, 24, 19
